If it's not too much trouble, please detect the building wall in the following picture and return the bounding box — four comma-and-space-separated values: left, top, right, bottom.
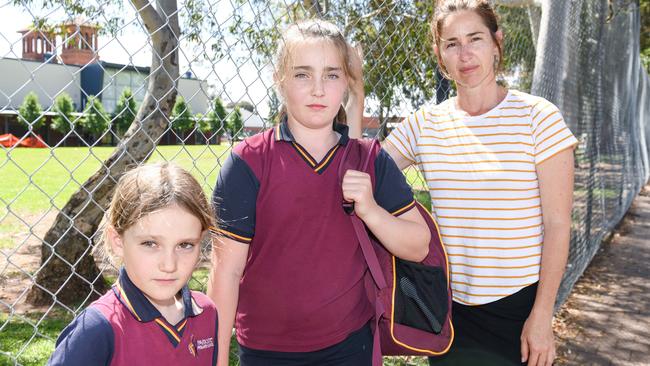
178, 78, 209, 115
101, 68, 147, 113
102, 68, 209, 115
0, 58, 82, 111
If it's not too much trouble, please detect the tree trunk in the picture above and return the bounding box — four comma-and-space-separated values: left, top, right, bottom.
27, 0, 180, 307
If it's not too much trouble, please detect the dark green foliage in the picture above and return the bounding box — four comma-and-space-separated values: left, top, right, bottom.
51, 93, 76, 134
227, 106, 244, 141
112, 88, 137, 137
18, 92, 44, 130
80, 96, 110, 137
267, 90, 282, 124
171, 96, 195, 134
204, 97, 228, 139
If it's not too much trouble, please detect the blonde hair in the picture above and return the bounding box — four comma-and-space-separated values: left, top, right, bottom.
273, 19, 355, 124
101, 162, 214, 261
431, 0, 503, 79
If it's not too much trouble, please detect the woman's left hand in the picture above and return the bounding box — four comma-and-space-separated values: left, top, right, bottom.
520, 311, 556, 366
347, 44, 364, 98
345, 45, 365, 139
342, 169, 378, 220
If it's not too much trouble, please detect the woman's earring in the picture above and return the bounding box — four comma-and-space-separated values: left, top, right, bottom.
493, 54, 499, 72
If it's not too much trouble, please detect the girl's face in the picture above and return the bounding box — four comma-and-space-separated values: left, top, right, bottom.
280, 39, 349, 130
436, 10, 502, 90
109, 204, 202, 309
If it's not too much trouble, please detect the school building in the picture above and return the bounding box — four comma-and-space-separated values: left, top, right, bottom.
0, 21, 217, 145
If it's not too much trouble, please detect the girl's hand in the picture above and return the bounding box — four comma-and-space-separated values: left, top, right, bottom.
342, 169, 378, 220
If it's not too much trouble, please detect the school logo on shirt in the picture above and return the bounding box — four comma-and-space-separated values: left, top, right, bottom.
196, 337, 214, 350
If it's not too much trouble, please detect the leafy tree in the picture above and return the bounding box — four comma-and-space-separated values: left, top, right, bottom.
171, 96, 194, 135
228, 100, 255, 113
204, 97, 227, 144
80, 96, 110, 139
51, 93, 76, 135
495, 5, 537, 91
267, 89, 282, 124
227, 106, 244, 141
112, 88, 137, 137
18, 92, 44, 131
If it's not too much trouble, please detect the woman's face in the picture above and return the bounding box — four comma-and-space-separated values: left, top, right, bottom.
437, 10, 502, 90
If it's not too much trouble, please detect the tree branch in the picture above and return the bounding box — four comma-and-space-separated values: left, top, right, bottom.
130, 0, 163, 32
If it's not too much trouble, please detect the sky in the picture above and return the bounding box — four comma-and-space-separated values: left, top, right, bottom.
0, 0, 275, 116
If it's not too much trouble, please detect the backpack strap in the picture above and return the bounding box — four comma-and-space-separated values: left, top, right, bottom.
337, 138, 387, 366
338, 139, 388, 290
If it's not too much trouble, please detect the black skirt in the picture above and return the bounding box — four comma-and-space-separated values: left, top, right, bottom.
429, 282, 538, 366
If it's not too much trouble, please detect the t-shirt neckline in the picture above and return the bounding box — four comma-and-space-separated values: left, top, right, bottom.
448, 89, 512, 119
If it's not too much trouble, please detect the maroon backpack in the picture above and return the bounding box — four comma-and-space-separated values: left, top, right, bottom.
338, 138, 454, 365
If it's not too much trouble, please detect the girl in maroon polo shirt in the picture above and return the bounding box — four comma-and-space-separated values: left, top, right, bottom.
208, 20, 431, 366
48, 163, 218, 366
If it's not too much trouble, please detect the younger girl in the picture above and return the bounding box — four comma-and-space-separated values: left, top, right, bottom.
208, 20, 431, 366
48, 163, 218, 366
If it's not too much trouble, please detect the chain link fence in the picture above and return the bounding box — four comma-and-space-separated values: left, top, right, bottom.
0, 0, 648, 365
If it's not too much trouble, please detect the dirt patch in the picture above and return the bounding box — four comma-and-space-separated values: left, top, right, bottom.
553, 184, 650, 365
0, 210, 58, 314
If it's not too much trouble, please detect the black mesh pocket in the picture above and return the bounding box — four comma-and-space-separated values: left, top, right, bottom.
393, 258, 448, 334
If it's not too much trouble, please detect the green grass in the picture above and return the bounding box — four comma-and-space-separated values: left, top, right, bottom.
0, 145, 231, 214
0, 144, 424, 214
404, 166, 427, 191
189, 267, 210, 292
0, 213, 27, 249
0, 312, 72, 366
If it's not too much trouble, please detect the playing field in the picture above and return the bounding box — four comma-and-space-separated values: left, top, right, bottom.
0, 145, 427, 249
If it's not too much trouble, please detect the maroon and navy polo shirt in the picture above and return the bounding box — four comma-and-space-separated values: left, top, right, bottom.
212, 121, 416, 352
48, 268, 218, 366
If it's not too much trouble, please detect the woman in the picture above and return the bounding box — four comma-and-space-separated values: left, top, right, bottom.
349, 1, 576, 365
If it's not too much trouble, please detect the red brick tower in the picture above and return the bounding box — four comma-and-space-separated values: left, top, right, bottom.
60, 20, 99, 66
18, 28, 57, 62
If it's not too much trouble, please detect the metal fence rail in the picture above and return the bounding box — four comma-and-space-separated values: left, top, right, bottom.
0, 0, 649, 365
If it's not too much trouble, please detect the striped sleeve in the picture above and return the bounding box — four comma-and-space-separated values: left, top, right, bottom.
384, 110, 422, 164
530, 101, 578, 165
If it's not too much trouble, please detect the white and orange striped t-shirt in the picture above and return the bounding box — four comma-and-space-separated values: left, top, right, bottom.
385, 90, 578, 305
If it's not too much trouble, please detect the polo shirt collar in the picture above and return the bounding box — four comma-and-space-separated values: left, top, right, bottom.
275, 117, 350, 146
113, 267, 200, 323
